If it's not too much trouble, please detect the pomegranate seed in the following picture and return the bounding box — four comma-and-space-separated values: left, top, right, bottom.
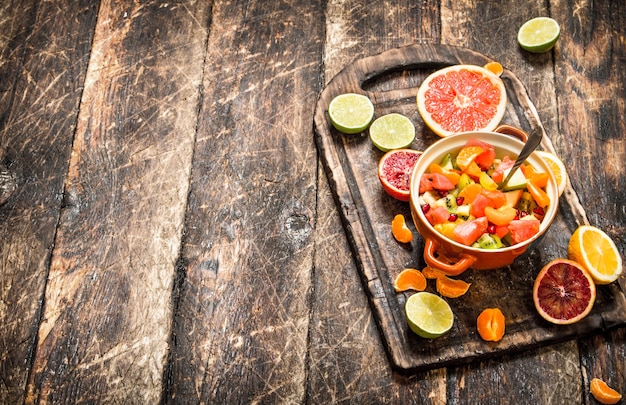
456, 196, 465, 206
448, 213, 458, 222
422, 204, 431, 214
487, 224, 497, 234
438, 190, 448, 197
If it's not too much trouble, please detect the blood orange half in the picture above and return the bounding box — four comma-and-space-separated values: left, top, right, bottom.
533, 259, 596, 325
378, 149, 423, 201
416, 64, 507, 137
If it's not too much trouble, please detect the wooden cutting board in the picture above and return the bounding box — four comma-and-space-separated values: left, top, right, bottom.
313, 44, 626, 372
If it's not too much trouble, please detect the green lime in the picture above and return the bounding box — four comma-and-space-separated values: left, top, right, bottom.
328, 93, 375, 134
405, 292, 454, 338
369, 113, 415, 152
517, 17, 560, 53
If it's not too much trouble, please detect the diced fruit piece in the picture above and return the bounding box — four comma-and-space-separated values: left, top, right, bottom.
429, 163, 461, 185
458, 183, 483, 204
533, 259, 596, 325
434, 222, 458, 240
455, 204, 471, 220
470, 193, 493, 217
394, 268, 427, 292
453, 216, 488, 246
425, 206, 451, 225
494, 224, 510, 239
568, 225, 623, 284
484, 206, 517, 226
457, 173, 474, 191
419, 172, 456, 193
526, 181, 550, 208
479, 171, 498, 191
501, 167, 527, 191
405, 292, 454, 338
476, 308, 505, 342
436, 275, 471, 298
481, 189, 507, 208
439, 153, 455, 170
464, 161, 484, 179
504, 189, 523, 207
522, 164, 549, 188
475, 233, 503, 249
508, 218, 540, 244
516, 191, 537, 214
491, 155, 514, 183
464, 138, 496, 169
435, 194, 458, 213
391, 214, 413, 243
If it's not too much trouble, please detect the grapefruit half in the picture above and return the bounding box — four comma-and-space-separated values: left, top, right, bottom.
378, 149, 423, 202
417, 64, 507, 137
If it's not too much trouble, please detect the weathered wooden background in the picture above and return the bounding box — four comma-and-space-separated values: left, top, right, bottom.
1, 0, 624, 403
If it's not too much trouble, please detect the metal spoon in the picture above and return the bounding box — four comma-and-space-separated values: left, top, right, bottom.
499, 127, 543, 190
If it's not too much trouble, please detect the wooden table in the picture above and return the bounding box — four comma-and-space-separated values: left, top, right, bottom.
1, 0, 624, 403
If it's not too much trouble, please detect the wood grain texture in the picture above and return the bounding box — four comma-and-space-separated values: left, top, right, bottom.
552, 0, 626, 400
310, 0, 448, 402
0, 1, 97, 403
22, 1, 210, 403
163, 0, 324, 402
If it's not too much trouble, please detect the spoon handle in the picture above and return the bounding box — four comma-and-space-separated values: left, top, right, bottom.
499, 127, 543, 189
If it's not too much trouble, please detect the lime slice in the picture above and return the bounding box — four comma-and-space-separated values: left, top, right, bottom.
518, 17, 560, 53
328, 93, 375, 134
405, 292, 454, 338
369, 113, 415, 152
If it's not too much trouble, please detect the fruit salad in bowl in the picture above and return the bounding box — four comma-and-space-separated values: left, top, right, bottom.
409, 129, 559, 275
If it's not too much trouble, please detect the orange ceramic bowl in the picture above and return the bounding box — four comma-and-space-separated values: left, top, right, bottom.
409, 128, 559, 275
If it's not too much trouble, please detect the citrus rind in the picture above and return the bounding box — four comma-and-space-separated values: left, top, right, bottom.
328, 93, 375, 134
517, 17, 560, 53
416, 65, 507, 137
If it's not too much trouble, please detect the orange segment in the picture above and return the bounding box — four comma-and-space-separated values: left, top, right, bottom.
484, 206, 517, 226
458, 183, 483, 204
456, 146, 484, 172
476, 308, 505, 342
422, 266, 446, 279
394, 268, 427, 292
526, 181, 550, 208
436, 275, 471, 298
391, 214, 413, 243
429, 163, 461, 185
590, 378, 622, 404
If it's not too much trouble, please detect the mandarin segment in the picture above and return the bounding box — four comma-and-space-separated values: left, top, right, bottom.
394, 268, 427, 292
391, 214, 413, 243
436, 275, 471, 298
590, 378, 622, 405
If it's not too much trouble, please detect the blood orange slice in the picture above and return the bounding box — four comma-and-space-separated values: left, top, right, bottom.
533, 259, 596, 325
416, 65, 507, 137
378, 149, 423, 201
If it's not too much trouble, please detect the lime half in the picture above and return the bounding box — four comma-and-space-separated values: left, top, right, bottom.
518, 17, 560, 53
328, 93, 375, 134
369, 113, 415, 152
405, 292, 454, 338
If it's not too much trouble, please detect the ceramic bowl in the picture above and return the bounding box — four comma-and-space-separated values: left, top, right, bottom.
409, 127, 559, 275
